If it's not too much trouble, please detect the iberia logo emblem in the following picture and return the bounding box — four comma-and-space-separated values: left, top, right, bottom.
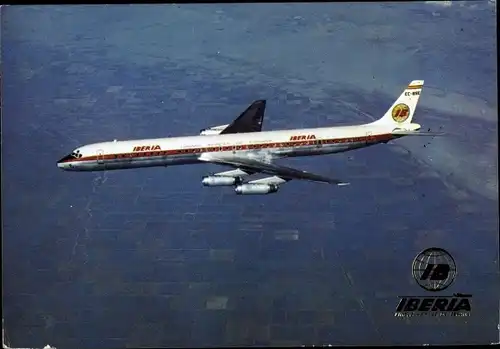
391, 103, 410, 123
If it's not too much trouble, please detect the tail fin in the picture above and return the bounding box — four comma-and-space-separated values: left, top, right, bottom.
219, 100, 266, 134
372, 80, 424, 125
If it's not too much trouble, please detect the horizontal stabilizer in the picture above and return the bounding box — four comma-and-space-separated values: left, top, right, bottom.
392, 130, 445, 136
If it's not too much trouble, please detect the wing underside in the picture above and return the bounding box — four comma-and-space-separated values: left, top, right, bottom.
199, 154, 349, 185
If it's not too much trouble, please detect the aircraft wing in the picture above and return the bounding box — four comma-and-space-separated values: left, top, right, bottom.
219, 100, 266, 134
199, 154, 349, 185
199, 100, 266, 136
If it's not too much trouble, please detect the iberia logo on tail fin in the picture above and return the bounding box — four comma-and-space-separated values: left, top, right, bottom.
372, 80, 424, 126
391, 103, 410, 123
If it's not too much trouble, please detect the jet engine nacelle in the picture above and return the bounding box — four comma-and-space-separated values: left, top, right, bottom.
199, 124, 229, 136
202, 175, 242, 186
234, 184, 279, 195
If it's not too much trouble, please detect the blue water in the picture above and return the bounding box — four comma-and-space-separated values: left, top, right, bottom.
2, 3, 498, 347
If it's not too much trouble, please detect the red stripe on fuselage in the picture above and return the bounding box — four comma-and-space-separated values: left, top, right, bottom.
60, 133, 393, 163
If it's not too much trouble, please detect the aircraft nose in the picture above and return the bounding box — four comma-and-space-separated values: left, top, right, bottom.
57, 159, 66, 170
57, 154, 74, 170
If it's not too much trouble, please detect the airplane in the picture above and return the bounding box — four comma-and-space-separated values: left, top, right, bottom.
57, 80, 442, 195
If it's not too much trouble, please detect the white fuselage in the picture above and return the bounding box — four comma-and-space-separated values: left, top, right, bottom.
57, 123, 397, 171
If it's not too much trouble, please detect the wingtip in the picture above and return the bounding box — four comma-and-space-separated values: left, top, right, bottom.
337, 182, 350, 186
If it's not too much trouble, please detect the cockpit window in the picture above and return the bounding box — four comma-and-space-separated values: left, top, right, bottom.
58, 149, 83, 164
70, 150, 82, 158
